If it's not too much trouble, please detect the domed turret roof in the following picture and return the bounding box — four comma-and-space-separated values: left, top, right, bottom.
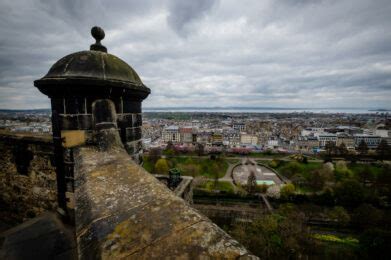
34, 26, 150, 99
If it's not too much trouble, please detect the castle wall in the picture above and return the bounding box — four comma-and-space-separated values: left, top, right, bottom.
73, 137, 256, 259
0, 133, 57, 226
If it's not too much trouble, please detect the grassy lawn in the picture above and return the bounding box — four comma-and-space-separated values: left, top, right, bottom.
271, 161, 323, 179
347, 163, 383, 177
311, 233, 360, 259
295, 186, 317, 193
175, 157, 228, 178
142, 158, 154, 173
300, 162, 324, 178
312, 233, 359, 247
266, 160, 387, 194
198, 180, 235, 193
143, 155, 228, 178
272, 160, 384, 179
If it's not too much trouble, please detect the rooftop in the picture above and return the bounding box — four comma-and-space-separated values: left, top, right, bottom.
34, 27, 150, 98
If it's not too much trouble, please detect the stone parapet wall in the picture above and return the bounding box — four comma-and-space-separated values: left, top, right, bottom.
0, 133, 57, 226
154, 174, 194, 204
0, 128, 258, 258
74, 143, 257, 259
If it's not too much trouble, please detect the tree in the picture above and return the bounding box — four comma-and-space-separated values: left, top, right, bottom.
319, 163, 335, 188
164, 141, 175, 158
280, 183, 295, 200
315, 187, 335, 206
212, 164, 220, 188
195, 143, 204, 156
167, 148, 176, 156
376, 139, 390, 161
322, 162, 335, 177
376, 164, 391, 187
357, 165, 375, 185
230, 204, 312, 259
269, 159, 281, 168
148, 148, 162, 166
338, 142, 348, 156
291, 173, 307, 187
325, 141, 336, 156
309, 163, 335, 190
180, 164, 199, 177
192, 176, 208, 189
280, 161, 302, 178
327, 206, 350, 226
334, 179, 365, 207
334, 160, 352, 181
360, 229, 391, 259
246, 171, 257, 194
154, 158, 169, 175
266, 185, 281, 199
309, 170, 326, 190
166, 141, 174, 151
302, 156, 308, 164
357, 139, 368, 156
352, 204, 383, 228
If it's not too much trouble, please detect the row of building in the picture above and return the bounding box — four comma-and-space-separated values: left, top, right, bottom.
297, 127, 390, 152
0, 120, 52, 133
161, 125, 263, 147
158, 124, 390, 153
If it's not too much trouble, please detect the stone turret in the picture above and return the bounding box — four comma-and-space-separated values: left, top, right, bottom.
34, 26, 150, 219
0, 26, 259, 259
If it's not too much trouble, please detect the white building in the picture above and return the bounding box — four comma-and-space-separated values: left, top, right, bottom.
375, 129, 389, 138
267, 139, 279, 149
240, 133, 258, 145
301, 128, 324, 137
162, 125, 180, 143
354, 135, 381, 149
191, 120, 201, 128
318, 134, 337, 147
233, 123, 245, 132
336, 134, 355, 150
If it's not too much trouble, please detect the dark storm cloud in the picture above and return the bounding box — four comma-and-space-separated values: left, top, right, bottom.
0, 0, 390, 109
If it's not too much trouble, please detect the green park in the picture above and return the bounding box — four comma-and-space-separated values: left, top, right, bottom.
142, 147, 391, 259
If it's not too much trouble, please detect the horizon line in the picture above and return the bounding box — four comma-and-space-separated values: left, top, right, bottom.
0, 106, 390, 111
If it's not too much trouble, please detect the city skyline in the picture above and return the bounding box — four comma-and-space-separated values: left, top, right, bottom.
1, 2, 390, 258
1, 0, 391, 109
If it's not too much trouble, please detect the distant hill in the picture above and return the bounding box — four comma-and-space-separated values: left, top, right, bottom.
0, 109, 51, 113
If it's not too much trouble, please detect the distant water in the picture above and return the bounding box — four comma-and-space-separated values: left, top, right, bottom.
143, 107, 389, 114
0, 108, 389, 115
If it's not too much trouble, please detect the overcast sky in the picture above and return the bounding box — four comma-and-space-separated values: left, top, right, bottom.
0, 0, 390, 109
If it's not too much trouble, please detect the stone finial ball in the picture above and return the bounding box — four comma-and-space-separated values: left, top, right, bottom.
91, 26, 105, 41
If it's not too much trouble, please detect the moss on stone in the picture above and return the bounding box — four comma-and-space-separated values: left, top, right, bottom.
74, 144, 258, 259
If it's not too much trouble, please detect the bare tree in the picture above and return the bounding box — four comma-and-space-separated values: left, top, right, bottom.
247, 171, 257, 194
357, 140, 368, 156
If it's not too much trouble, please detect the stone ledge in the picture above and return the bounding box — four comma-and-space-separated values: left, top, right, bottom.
0, 131, 52, 144
74, 146, 258, 259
